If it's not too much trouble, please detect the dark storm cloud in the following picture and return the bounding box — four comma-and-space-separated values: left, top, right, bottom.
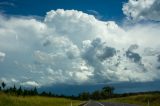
82, 38, 116, 65
43, 40, 51, 47
81, 38, 118, 82
157, 66, 160, 70
126, 50, 141, 63
82, 38, 104, 70
82, 46, 105, 82
98, 46, 116, 61
157, 55, 160, 62
128, 44, 139, 51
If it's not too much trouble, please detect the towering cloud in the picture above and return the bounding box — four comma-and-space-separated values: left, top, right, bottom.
123, 0, 160, 21
0, 9, 160, 87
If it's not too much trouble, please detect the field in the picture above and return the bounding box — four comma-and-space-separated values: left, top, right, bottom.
101, 93, 160, 106
0, 92, 82, 106
1, 91, 160, 106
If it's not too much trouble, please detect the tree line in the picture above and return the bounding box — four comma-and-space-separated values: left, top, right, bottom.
78, 86, 115, 100
0, 81, 116, 100
0, 81, 77, 98
0, 82, 38, 96
1, 81, 160, 100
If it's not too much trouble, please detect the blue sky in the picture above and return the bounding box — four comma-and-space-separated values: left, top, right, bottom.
0, 0, 127, 21
0, 0, 160, 94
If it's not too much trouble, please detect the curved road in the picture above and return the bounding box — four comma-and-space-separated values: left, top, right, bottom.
81, 101, 139, 106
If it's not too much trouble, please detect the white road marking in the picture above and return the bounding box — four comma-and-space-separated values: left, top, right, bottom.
84, 101, 90, 106
96, 102, 105, 106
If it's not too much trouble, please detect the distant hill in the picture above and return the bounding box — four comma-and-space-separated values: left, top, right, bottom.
38, 81, 160, 96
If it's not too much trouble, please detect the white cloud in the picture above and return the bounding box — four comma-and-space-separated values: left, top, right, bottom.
11, 78, 19, 83
0, 2, 15, 7
21, 81, 39, 87
123, 0, 160, 21
0, 9, 160, 87
0, 52, 5, 62
0, 77, 19, 85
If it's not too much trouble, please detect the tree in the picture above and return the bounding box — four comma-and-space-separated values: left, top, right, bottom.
100, 90, 108, 99
13, 84, 16, 92
79, 92, 90, 100
91, 90, 102, 100
102, 86, 115, 97
1, 82, 6, 90
48, 92, 52, 97
33, 87, 38, 95
41, 91, 48, 96
23, 89, 29, 96
17, 86, 22, 95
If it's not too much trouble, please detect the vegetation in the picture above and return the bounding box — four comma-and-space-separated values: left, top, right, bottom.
0, 82, 83, 106
0, 81, 115, 100
0, 81, 160, 106
1, 82, 6, 89
79, 86, 115, 100
101, 93, 160, 106
0, 82, 80, 99
0, 92, 82, 106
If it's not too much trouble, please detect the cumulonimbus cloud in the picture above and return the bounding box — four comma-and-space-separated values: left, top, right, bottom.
123, 0, 160, 21
0, 9, 160, 87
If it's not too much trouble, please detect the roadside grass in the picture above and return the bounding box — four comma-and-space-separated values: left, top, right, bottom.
0, 92, 82, 106
100, 93, 160, 106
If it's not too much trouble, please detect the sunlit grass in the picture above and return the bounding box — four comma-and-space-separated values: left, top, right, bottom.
0, 92, 82, 106
101, 93, 160, 106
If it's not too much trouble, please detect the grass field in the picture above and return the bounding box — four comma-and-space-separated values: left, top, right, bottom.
101, 93, 160, 106
0, 92, 82, 106
1, 91, 160, 106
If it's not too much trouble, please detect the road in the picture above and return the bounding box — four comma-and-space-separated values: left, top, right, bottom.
81, 101, 139, 106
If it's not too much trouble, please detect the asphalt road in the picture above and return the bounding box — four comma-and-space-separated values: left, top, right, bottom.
82, 101, 139, 106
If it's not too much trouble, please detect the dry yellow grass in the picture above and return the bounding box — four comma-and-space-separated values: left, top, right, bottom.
101, 93, 160, 106
0, 92, 82, 106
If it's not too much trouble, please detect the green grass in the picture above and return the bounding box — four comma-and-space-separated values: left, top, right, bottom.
101, 93, 160, 106
0, 92, 82, 106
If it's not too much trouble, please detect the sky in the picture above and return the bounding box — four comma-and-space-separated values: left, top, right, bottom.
0, 0, 160, 94
0, 0, 127, 21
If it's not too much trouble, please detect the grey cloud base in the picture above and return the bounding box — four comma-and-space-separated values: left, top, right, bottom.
0, 9, 160, 87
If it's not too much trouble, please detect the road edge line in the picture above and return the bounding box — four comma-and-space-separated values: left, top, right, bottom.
84, 101, 90, 106
96, 102, 105, 106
